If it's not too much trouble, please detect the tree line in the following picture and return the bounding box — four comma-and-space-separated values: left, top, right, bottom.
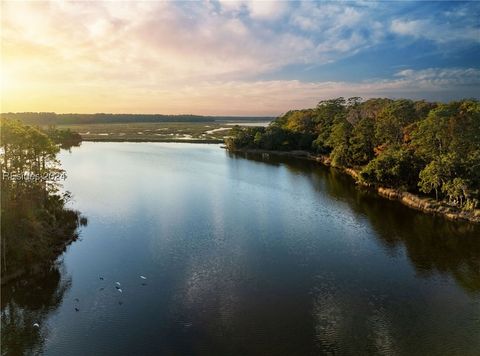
226, 98, 480, 210
1, 119, 86, 275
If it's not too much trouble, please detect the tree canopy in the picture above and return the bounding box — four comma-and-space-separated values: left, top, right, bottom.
1, 119, 86, 274
225, 98, 480, 210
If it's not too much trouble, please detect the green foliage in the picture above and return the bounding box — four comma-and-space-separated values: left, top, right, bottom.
375, 99, 416, 145
1, 119, 86, 273
349, 117, 375, 165
412, 100, 480, 208
360, 146, 420, 189
284, 110, 316, 133
1, 119, 61, 197
225, 97, 480, 208
412, 100, 480, 160
225, 126, 265, 150
442, 178, 468, 207
225, 125, 314, 151
326, 117, 352, 167
418, 157, 450, 200
312, 98, 347, 153
45, 126, 82, 148
260, 126, 290, 150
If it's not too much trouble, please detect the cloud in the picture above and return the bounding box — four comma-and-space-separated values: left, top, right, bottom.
390, 3, 480, 44
1, 1, 478, 114
391, 19, 479, 43
3, 1, 476, 84
390, 19, 423, 36
394, 67, 480, 86
291, 3, 363, 31
217, 0, 289, 20
0, 1, 389, 87
245, 1, 289, 20
4, 66, 476, 116
168, 67, 479, 115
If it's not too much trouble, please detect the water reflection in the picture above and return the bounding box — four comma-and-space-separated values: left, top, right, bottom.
1, 265, 71, 355
231, 151, 480, 295
2, 144, 479, 355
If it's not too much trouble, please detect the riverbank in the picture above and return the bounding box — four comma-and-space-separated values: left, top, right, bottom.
1, 118, 89, 286
0, 209, 86, 286
228, 148, 480, 224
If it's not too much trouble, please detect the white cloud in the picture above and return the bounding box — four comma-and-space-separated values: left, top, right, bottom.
289, 2, 385, 59
390, 19, 424, 36
291, 3, 364, 31
7, 67, 473, 115
1, 1, 478, 114
167, 67, 479, 115
1, 0, 390, 87
246, 0, 288, 20
390, 18, 480, 43
394, 67, 480, 87
218, 0, 288, 20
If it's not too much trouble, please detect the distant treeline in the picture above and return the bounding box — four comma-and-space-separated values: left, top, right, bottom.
0, 112, 273, 125
226, 97, 480, 211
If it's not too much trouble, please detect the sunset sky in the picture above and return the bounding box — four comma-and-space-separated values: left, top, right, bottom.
1, 1, 479, 116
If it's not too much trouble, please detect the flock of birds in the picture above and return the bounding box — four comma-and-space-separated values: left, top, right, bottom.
32, 275, 148, 328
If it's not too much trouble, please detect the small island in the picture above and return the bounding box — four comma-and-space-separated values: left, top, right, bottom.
225, 97, 480, 223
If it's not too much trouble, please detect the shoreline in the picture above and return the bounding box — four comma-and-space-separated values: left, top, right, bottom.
1, 234, 78, 286
228, 148, 480, 224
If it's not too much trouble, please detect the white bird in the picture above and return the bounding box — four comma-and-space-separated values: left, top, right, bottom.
33, 323, 40, 328
117, 288, 123, 293
115, 282, 121, 286
140, 276, 147, 280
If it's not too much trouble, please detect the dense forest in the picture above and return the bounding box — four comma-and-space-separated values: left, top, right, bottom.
226, 98, 480, 212
0, 112, 273, 125
0, 119, 86, 279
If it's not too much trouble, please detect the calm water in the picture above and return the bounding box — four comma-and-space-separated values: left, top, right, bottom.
2, 142, 480, 355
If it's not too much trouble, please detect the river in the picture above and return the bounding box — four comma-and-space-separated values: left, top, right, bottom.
2, 142, 479, 355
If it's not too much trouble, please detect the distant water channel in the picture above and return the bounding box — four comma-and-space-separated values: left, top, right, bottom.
2, 142, 479, 355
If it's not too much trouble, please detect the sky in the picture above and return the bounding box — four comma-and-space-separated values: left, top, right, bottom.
1, 0, 479, 116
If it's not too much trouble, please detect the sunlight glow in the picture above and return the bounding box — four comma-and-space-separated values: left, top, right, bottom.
0, 1, 478, 114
